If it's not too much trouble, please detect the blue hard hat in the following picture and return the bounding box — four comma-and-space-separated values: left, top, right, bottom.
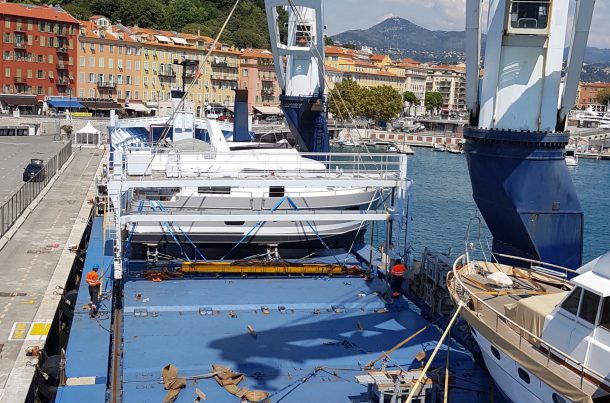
92, 264, 100, 270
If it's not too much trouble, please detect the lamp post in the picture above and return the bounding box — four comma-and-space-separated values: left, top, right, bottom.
68, 87, 72, 122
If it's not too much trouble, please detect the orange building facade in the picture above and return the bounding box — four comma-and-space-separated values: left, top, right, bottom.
0, 3, 79, 100
239, 49, 281, 114
576, 82, 610, 112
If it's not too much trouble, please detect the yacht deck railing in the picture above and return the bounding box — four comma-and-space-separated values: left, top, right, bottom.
449, 254, 608, 391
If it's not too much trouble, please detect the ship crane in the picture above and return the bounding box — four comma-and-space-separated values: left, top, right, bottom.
265, 0, 329, 152
464, 0, 595, 270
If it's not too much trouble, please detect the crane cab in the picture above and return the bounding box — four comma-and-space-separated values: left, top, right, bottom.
506, 0, 551, 35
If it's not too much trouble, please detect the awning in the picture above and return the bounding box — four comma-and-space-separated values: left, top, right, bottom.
0, 95, 39, 106
171, 37, 188, 45
80, 100, 122, 111
47, 99, 85, 109
253, 106, 282, 115
126, 103, 150, 113
154, 35, 171, 43
76, 121, 101, 135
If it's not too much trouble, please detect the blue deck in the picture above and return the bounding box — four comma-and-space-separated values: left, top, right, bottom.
120, 274, 495, 402
57, 217, 114, 400
55, 218, 498, 402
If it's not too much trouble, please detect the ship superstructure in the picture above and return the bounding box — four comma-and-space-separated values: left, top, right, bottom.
464, 0, 595, 270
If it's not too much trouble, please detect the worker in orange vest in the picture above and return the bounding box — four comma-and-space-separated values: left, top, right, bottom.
390, 258, 406, 298
86, 264, 101, 317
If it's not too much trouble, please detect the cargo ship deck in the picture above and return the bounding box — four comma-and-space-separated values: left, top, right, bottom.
55, 217, 500, 402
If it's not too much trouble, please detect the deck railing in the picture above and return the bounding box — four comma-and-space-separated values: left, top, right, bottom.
449, 254, 607, 390
115, 149, 406, 181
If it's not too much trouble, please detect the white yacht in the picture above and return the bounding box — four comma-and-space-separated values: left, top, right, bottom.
448, 252, 610, 403
566, 144, 579, 167
107, 102, 407, 256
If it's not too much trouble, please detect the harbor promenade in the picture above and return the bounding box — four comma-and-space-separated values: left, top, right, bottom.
0, 145, 102, 401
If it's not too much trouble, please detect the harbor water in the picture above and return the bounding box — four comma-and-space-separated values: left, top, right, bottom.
336, 145, 610, 265
407, 148, 610, 264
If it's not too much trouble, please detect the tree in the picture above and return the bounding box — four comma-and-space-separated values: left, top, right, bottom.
61, 125, 73, 140
363, 85, 403, 123
324, 36, 334, 46
403, 91, 418, 105
341, 43, 358, 50
424, 91, 444, 112
166, 0, 209, 32
327, 79, 366, 120
598, 88, 610, 106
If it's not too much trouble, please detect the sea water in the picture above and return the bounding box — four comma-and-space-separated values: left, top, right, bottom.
407, 148, 610, 264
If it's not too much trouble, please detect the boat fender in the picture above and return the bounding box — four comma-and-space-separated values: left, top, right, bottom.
36, 355, 61, 400
59, 289, 78, 320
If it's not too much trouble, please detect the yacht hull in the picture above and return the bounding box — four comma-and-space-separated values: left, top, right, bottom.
472, 327, 570, 403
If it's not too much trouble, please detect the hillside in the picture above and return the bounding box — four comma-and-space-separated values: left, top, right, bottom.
7, 0, 271, 49
332, 17, 610, 65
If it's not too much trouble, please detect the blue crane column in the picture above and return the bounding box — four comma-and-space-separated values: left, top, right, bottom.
464, 0, 595, 270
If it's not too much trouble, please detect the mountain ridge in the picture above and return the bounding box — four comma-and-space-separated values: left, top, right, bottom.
331, 17, 610, 66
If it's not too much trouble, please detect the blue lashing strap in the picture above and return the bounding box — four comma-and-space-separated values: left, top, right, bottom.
149, 201, 190, 262
221, 196, 293, 260
221, 196, 341, 264
154, 201, 207, 261
123, 200, 145, 272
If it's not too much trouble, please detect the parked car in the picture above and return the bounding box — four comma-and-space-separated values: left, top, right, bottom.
23, 159, 45, 182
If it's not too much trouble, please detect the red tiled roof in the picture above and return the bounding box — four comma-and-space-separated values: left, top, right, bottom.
0, 3, 78, 24
241, 49, 273, 59
370, 54, 387, 61
401, 57, 421, 65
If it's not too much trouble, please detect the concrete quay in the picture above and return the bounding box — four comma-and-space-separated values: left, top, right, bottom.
0, 146, 102, 402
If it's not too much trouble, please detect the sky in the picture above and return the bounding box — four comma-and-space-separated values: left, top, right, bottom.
324, 0, 609, 49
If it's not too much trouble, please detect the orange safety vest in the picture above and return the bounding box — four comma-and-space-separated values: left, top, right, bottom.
86, 271, 101, 287
391, 263, 406, 277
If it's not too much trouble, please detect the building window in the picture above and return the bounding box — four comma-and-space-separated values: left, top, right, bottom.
517, 368, 530, 384
79, 56, 85, 67
89, 73, 95, 83
126, 60, 132, 70
3, 33, 11, 43
99, 43, 104, 52
37, 86, 43, 95
99, 58, 104, 68
89, 89, 95, 98
108, 58, 114, 69
3, 51, 10, 61
243, 69, 248, 77
135, 61, 140, 71
89, 57, 95, 67
4, 68, 10, 78
109, 45, 114, 54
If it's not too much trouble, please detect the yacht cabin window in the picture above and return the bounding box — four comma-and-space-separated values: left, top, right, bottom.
507, 0, 550, 34
561, 287, 582, 316
599, 297, 610, 330
578, 289, 601, 324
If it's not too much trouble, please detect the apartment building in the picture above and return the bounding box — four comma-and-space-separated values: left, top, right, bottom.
576, 82, 610, 112
425, 65, 466, 112
0, 3, 79, 103
239, 49, 281, 114
324, 46, 404, 93
77, 16, 142, 108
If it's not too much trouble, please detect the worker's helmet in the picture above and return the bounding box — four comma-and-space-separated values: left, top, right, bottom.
92, 264, 100, 270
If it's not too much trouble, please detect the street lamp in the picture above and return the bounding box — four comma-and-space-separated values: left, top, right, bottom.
68, 87, 72, 122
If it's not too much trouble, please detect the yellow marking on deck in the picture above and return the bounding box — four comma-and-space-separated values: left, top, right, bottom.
9, 322, 30, 340
29, 322, 51, 336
